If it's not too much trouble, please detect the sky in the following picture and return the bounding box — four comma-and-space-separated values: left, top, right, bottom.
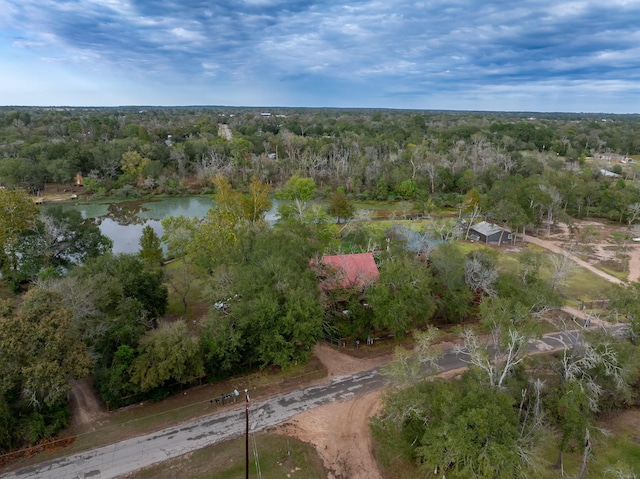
1, 0, 640, 113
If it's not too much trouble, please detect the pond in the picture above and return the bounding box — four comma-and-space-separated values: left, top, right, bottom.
44, 196, 284, 254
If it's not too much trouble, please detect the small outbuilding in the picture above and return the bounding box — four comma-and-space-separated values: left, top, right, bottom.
468, 221, 512, 245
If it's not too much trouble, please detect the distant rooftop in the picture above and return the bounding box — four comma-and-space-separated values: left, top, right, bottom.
470, 221, 509, 236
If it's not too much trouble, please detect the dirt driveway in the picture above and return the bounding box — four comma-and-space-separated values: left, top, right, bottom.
68, 378, 106, 428
276, 345, 389, 479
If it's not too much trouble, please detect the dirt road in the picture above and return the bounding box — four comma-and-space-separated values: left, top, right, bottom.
218, 123, 232, 141
523, 234, 625, 284
628, 244, 640, 282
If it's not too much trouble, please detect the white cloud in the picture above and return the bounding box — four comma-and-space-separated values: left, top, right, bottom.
170, 27, 206, 43
1, 0, 640, 111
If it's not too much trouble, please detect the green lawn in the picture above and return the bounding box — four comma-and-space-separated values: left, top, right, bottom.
127, 433, 327, 479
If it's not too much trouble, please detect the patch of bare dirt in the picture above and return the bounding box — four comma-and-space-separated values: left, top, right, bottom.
524, 233, 625, 285
273, 344, 392, 479
68, 378, 106, 429
541, 219, 640, 282
277, 345, 466, 479
600, 407, 640, 444
277, 391, 384, 479
312, 343, 391, 377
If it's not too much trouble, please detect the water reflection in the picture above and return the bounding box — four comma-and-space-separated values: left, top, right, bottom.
47, 196, 283, 254
104, 201, 149, 226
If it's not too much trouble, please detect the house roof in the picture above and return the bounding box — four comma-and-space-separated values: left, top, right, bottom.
470, 221, 509, 237
313, 252, 379, 290
600, 169, 621, 178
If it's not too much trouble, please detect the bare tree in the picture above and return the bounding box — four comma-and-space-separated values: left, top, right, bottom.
549, 250, 576, 292
169, 145, 187, 178
381, 327, 442, 385
626, 202, 640, 228
539, 184, 563, 235
454, 295, 543, 390
464, 255, 498, 297
425, 218, 461, 242
454, 327, 529, 389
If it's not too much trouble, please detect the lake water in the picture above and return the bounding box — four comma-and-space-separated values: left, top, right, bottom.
45, 196, 284, 254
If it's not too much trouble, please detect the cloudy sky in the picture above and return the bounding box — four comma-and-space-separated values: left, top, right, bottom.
1, 0, 640, 112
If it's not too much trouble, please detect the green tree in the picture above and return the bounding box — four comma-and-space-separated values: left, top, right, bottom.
276, 175, 316, 201
131, 321, 204, 391
120, 150, 150, 184
69, 254, 168, 388
242, 176, 272, 223
0, 288, 92, 409
138, 225, 163, 264
1, 292, 83, 406
417, 377, 526, 478
202, 227, 323, 371
191, 175, 271, 271
547, 380, 591, 470
0, 189, 39, 285
395, 179, 418, 199
161, 215, 200, 260
18, 205, 112, 277
430, 242, 474, 323
327, 188, 354, 223
375, 178, 389, 200
75, 253, 168, 321
368, 254, 436, 336
372, 372, 539, 479
96, 345, 138, 407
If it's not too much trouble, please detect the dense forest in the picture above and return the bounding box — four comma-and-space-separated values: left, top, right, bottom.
1, 107, 640, 477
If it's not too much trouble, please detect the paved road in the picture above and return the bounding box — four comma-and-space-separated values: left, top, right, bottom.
3, 369, 385, 479
2, 326, 627, 479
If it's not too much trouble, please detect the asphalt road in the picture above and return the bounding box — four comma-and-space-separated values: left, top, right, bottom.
2, 325, 626, 479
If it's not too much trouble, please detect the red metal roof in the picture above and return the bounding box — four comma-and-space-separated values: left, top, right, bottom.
314, 252, 379, 290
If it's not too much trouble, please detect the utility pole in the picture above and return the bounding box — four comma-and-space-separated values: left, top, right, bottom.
245, 389, 250, 479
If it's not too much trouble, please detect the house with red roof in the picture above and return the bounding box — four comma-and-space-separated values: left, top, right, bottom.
312, 252, 379, 291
